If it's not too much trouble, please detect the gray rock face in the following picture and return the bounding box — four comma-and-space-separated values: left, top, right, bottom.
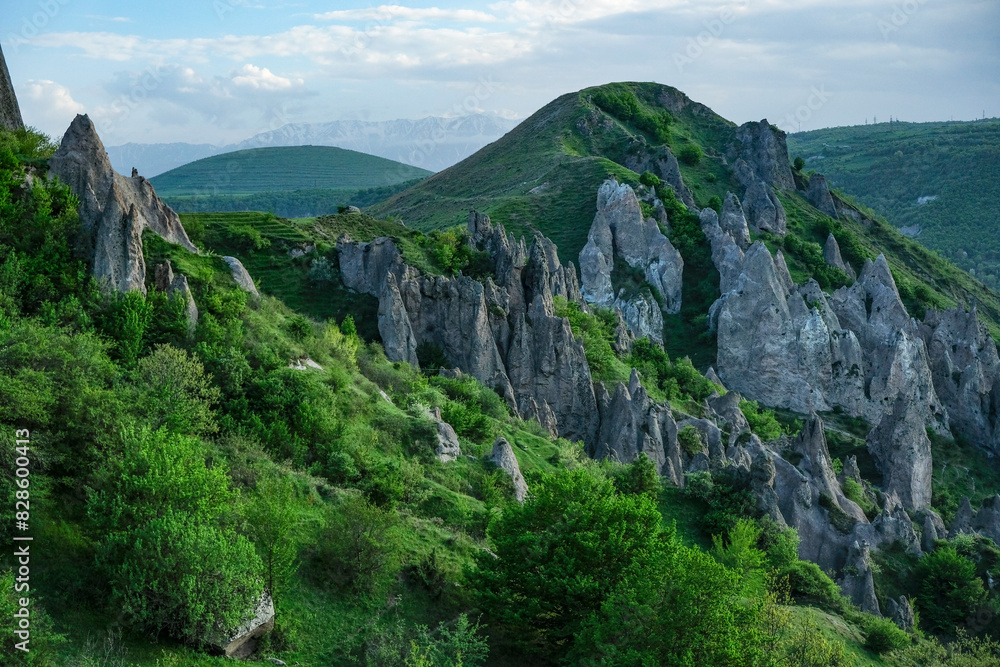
867, 397, 933, 511
919, 307, 1000, 454
823, 234, 856, 280
838, 542, 881, 616
208, 593, 275, 658
719, 192, 751, 250
223, 257, 259, 296
578, 180, 683, 343
0, 42, 22, 131
729, 120, 795, 191
709, 237, 864, 416
806, 173, 839, 219
49, 115, 197, 293
886, 596, 915, 631
428, 407, 461, 463
734, 161, 788, 236
624, 145, 696, 209
338, 212, 599, 447
154, 261, 198, 335
951, 495, 1000, 545
593, 372, 683, 486
491, 437, 528, 502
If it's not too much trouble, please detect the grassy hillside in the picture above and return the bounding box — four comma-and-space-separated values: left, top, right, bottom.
787, 120, 1000, 288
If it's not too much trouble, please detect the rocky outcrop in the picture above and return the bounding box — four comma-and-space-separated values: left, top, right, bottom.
491, 437, 528, 502
578, 180, 683, 343
867, 397, 933, 510
919, 307, 1000, 454
592, 370, 683, 485
729, 120, 795, 191
223, 257, 259, 296
951, 495, 1000, 545
428, 407, 461, 463
0, 42, 23, 131
806, 173, 839, 219
719, 192, 751, 250
49, 115, 198, 293
338, 212, 599, 447
837, 541, 881, 616
823, 234, 855, 280
623, 145, 696, 209
154, 261, 198, 335
208, 593, 275, 658
886, 596, 915, 631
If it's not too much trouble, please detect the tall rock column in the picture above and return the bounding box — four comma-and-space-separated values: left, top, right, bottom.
0, 41, 23, 131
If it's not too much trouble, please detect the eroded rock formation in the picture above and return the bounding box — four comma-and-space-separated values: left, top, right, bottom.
0, 41, 23, 131
49, 115, 198, 293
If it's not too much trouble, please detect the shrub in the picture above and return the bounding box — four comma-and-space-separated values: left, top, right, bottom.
860, 614, 909, 654
315, 494, 403, 595
405, 614, 489, 667
915, 545, 987, 634
783, 560, 846, 613
678, 143, 704, 166
739, 399, 784, 441
678, 425, 705, 457
639, 170, 662, 188
793, 156, 806, 171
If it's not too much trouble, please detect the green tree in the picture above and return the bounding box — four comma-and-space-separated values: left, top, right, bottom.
316, 494, 403, 595
915, 546, 987, 635
793, 156, 806, 171
242, 472, 302, 607
132, 344, 221, 436
468, 467, 665, 660
110, 291, 153, 368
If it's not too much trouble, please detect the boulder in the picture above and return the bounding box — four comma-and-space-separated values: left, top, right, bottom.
428, 407, 461, 463
491, 437, 528, 502
222, 256, 259, 296
0, 41, 23, 131
807, 173, 839, 219
49, 115, 198, 293
208, 593, 275, 658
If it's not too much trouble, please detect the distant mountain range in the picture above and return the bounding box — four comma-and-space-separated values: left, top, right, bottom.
107, 114, 519, 178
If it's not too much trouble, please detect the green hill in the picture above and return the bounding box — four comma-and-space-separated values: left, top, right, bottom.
149, 145, 433, 218
787, 120, 1000, 287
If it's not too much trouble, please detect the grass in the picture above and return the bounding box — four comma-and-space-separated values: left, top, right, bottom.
150, 146, 433, 197
787, 119, 1000, 288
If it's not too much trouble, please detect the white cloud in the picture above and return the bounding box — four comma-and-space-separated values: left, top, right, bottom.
231, 64, 302, 91
19, 80, 87, 136
315, 6, 498, 23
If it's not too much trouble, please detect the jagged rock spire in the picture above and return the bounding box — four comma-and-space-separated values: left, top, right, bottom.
0, 41, 24, 131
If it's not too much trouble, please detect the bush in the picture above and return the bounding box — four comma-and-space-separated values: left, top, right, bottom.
678, 143, 704, 166
783, 560, 846, 613
915, 545, 987, 635
405, 614, 489, 667
315, 494, 403, 595
678, 425, 705, 457
793, 156, 806, 171
739, 399, 784, 441
860, 614, 909, 654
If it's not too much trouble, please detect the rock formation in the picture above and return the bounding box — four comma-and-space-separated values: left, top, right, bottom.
428, 407, 462, 463
919, 307, 1000, 454
886, 596, 915, 631
0, 41, 23, 131
491, 437, 528, 502
806, 173, 839, 219
837, 541, 881, 615
578, 180, 683, 342
338, 212, 599, 447
823, 233, 856, 280
154, 261, 198, 335
207, 593, 275, 658
49, 115, 198, 293
719, 192, 751, 250
729, 120, 795, 191
223, 257, 259, 296
623, 145, 696, 209
866, 397, 933, 510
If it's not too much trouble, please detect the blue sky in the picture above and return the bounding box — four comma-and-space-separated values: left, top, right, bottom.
2, 0, 998, 146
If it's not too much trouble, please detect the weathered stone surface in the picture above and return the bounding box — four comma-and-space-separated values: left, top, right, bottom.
729, 120, 795, 191
742, 173, 788, 235
807, 173, 839, 219
593, 372, 683, 486
49, 115, 198, 293
428, 407, 461, 463
154, 261, 198, 335
208, 593, 275, 658
491, 437, 528, 502
378, 273, 419, 367
707, 390, 750, 444
866, 396, 933, 511
624, 145, 696, 209
223, 256, 259, 296
719, 192, 751, 250
837, 541, 881, 616
579, 180, 683, 342
823, 233, 855, 280
0, 42, 22, 131
886, 596, 915, 631
336, 235, 411, 297
919, 307, 1000, 455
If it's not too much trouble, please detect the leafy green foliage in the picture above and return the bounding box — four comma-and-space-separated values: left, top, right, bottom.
678, 143, 704, 166
627, 338, 721, 403
915, 546, 988, 635
682, 470, 758, 537
739, 400, 785, 441
405, 614, 489, 667
314, 494, 403, 595
469, 467, 664, 660
678, 425, 705, 457
591, 88, 673, 143
859, 614, 909, 654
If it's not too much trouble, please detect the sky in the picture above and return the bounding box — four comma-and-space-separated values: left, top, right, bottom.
2, 0, 998, 147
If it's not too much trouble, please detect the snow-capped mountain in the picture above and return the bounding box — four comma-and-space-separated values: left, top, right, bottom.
108, 114, 519, 178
